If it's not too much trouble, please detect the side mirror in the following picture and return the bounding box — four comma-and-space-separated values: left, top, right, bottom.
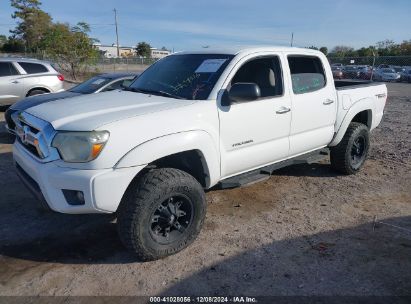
221, 83, 261, 106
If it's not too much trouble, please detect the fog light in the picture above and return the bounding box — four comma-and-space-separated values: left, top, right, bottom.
62, 189, 85, 205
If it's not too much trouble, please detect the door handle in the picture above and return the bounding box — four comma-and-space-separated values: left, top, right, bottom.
276, 107, 291, 114
11, 80, 19, 84
323, 99, 334, 105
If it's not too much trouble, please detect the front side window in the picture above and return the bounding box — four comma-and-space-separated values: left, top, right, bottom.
0, 62, 19, 77
288, 56, 326, 94
18, 62, 49, 74
230, 56, 283, 98
129, 54, 234, 100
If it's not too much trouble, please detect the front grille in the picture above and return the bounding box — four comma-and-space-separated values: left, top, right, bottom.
17, 120, 42, 158
14, 112, 59, 162
18, 137, 40, 156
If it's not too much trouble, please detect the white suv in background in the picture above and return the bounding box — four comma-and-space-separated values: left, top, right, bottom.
0, 58, 65, 106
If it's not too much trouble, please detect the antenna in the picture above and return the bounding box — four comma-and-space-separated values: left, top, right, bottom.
291, 32, 294, 47
114, 8, 120, 57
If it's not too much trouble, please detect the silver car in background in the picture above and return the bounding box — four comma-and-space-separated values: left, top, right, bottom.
0, 58, 65, 106
373, 68, 401, 82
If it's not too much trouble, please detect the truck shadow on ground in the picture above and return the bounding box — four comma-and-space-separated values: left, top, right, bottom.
0, 151, 137, 264
0, 105, 9, 112
0, 127, 14, 144
0, 149, 409, 282
160, 216, 411, 296
274, 162, 340, 178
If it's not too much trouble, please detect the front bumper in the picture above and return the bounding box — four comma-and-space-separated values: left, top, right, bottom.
13, 141, 145, 214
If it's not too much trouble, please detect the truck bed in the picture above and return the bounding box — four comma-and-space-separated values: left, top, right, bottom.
334, 81, 387, 137
335, 80, 383, 90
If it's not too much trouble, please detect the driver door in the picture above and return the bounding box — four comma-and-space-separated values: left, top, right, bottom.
218, 54, 292, 178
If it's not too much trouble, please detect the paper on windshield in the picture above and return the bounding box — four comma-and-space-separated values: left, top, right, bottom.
195, 59, 227, 73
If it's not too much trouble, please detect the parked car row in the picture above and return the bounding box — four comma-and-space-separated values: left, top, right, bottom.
330, 63, 411, 82
4, 70, 138, 133
0, 58, 65, 106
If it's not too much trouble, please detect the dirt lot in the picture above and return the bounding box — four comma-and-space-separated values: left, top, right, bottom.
0, 83, 410, 296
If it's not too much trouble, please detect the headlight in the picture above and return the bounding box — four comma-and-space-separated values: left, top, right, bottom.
52, 131, 109, 162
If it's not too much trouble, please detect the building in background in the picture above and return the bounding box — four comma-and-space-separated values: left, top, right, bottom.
94, 44, 171, 59
150, 48, 171, 59
94, 44, 136, 58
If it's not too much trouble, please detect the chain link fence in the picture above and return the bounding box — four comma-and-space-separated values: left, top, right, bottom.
327, 56, 411, 83
2, 52, 411, 83
0, 52, 157, 81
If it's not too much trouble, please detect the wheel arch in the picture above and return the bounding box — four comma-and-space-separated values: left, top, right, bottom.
115, 130, 220, 188
330, 98, 375, 147
26, 86, 50, 96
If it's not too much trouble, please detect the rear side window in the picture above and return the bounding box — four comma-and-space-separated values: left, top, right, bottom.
288, 56, 326, 94
18, 62, 49, 74
0, 62, 19, 77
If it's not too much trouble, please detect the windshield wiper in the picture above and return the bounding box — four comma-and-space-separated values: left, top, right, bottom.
123, 87, 145, 93
123, 87, 184, 99
151, 90, 184, 99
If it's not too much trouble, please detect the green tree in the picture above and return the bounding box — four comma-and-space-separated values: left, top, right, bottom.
39, 22, 98, 80
136, 41, 152, 57
398, 40, 411, 56
0, 35, 7, 47
10, 0, 52, 51
330, 45, 355, 57
357, 46, 375, 57
1, 37, 25, 52
319, 46, 328, 55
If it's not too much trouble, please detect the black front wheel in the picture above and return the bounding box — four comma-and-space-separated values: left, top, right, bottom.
330, 122, 370, 175
117, 168, 206, 261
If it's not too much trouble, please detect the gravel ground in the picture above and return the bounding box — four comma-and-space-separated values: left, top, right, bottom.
0, 83, 410, 296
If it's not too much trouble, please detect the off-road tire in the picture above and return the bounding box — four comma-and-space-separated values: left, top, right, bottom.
117, 168, 206, 261
330, 122, 370, 175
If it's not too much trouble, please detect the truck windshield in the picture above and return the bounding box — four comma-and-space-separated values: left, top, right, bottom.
128, 54, 234, 100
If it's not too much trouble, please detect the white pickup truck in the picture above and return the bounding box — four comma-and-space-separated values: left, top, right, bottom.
11, 47, 387, 260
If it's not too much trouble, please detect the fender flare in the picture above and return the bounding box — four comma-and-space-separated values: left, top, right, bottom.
329, 97, 375, 147
115, 130, 221, 188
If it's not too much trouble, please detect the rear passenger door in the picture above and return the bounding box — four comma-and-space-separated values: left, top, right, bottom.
0, 62, 24, 105
286, 54, 337, 156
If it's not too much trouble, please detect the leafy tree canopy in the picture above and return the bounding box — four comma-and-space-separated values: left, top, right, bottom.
136, 41, 152, 57
38, 22, 98, 79
10, 0, 52, 51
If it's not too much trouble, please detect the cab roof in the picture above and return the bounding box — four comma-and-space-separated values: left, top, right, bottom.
175, 46, 323, 56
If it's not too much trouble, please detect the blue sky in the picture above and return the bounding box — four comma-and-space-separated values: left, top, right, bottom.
0, 0, 410, 51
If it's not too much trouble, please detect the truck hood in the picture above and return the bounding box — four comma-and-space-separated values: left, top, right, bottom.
26, 90, 196, 131
10, 91, 82, 112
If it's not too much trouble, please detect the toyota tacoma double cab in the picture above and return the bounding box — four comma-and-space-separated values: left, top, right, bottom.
11, 47, 387, 261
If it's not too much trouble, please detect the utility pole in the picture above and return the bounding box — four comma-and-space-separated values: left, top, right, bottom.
114, 8, 120, 58
290, 32, 294, 47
